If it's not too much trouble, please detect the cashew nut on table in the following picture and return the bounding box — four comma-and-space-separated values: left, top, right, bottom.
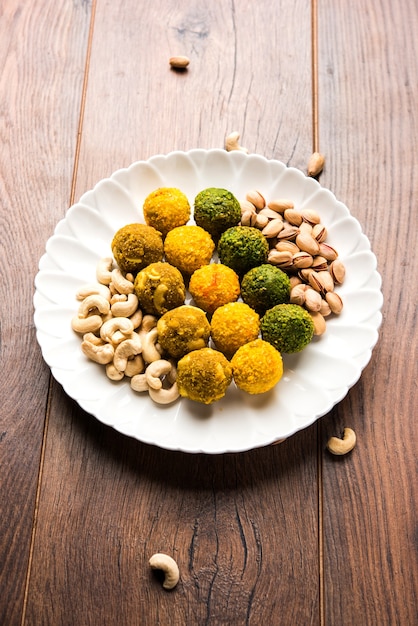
149, 553, 180, 590
72, 257, 180, 405
327, 428, 357, 455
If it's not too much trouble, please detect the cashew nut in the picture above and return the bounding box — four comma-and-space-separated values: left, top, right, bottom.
111, 268, 134, 294
129, 308, 143, 330
110, 293, 127, 304
76, 283, 111, 301
77, 294, 110, 318
105, 362, 125, 381
225, 131, 248, 153
145, 359, 172, 390
130, 373, 149, 392
113, 335, 143, 372
96, 257, 114, 285
124, 354, 145, 377
149, 553, 179, 590
139, 314, 158, 333
71, 314, 103, 334
111, 293, 139, 317
81, 339, 114, 364
149, 382, 179, 405
100, 317, 134, 344
141, 326, 162, 363
82, 332, 105, 346
327, 428, 357, 455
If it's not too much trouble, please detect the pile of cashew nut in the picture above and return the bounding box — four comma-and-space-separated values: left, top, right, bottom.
71, 257, 179, 404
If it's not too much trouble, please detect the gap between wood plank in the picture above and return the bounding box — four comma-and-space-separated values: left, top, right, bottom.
311, 2, 325, 625
312, 0, 319, 153
20, 3, 97, 624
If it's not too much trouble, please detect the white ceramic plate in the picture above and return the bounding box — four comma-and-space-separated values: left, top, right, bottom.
34, 149, 383, 454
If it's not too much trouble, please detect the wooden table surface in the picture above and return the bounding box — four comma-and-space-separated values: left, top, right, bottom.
1, 1, 417, 624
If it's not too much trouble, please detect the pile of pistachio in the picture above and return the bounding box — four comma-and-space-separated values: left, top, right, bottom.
240, 190, 345, 335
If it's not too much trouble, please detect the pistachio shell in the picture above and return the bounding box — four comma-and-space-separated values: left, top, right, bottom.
325, 291, 344, 314
296, 232, 320, 255
309, 311, 327, 335
262, 218, 284, 238
246, 190, 265, 210
284, 209, 303, 226
267, 199, 294, 213
329, 259, 346, 284
292, 251, 313, 269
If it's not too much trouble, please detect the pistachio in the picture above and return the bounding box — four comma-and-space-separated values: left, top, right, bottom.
299, 268, 315, 282
267, 199, 294, 213
296, 232, 320, 256
299, 221, 313, 236
262, 218, 284, 238
307, 152, 325, 177
289, 275, 303, 289
290, 283, 307, 305
255, 213, 269, 229
329, 259, 346, 284
268, 249, 293, 268
308, 270, 334, 296
311, 255, 329, 271
309, 311, 327, 335
240, 199, 257, 214
302, 209, 321, 225
317, 270, 335, 293
312, 223, 328, 243
304, 288, 322, 312
292, 251, 313, 269
278, 225, 299, 241
284, 209, 303, 226
319, 242, 338, 261
308, 270, 324, 294
275, 241, 299, 254
169, 55, 190, 69
241, 210, 257, 227
320, 299, 332, 317
259, 207, 284, 220
246, 190, 265, 210
325, 291, 343, 314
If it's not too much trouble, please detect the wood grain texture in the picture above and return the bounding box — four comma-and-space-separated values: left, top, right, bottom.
73, 0, 313, 191
3, 0, 415, 624
25, 390, 320, 625
0, 2, 92, 625
318, 0, 418, 624
23, 1, 318, 624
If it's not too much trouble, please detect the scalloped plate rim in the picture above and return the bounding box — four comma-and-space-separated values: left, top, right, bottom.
33, 149, 383, 454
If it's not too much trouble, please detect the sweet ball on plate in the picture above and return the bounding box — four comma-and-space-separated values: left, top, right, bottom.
188, 263, 240, 314
143, 187, 190, 237
240, 264, 291, 315
210, 302, 260, 358
193, 187, 241, 240
231, 338, 283, 395
111, 223, 163, 274
177, 347, 233, 404
157, 305, 211, 359
260, 303, 315, 353
217, 226, 269, 277
163, 225, 215, 275
134, 261, 186, 316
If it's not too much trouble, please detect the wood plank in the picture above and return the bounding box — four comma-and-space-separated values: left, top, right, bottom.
0, 2, 92, 625
26, 390, 320, 625
73, 0, 314, 188
318, 0, 418, 624
25, 1, 319, 623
